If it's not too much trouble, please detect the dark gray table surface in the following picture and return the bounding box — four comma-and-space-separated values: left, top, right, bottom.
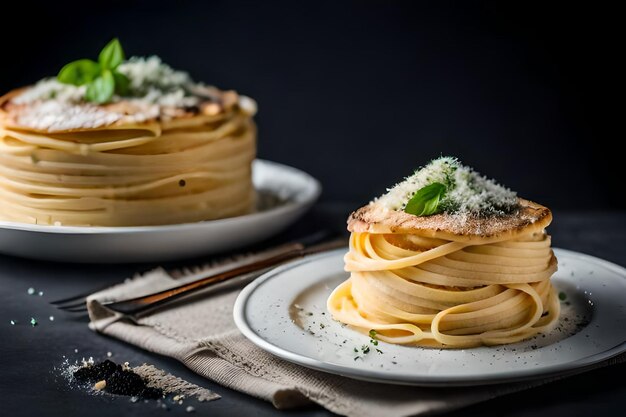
1, 204, 625, 417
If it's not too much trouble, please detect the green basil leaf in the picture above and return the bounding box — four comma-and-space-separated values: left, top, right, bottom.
404, 182, 446, 216
58, 59, 101, 86
85, 70, 115, 103
98, 38, 125, 69
113, 71, 130, 96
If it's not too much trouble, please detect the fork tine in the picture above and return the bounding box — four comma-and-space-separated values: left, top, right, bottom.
54, 300, 88, 310
50, 283, 117, 305
60, 305, 89, 313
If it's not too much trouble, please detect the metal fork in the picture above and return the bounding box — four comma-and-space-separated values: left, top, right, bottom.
52, 232, 346, 315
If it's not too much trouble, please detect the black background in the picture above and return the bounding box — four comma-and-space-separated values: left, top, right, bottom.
1, 1, 621, 209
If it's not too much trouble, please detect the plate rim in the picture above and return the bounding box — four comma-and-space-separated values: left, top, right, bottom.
234, 247, 626, 386
0, 159, 321, 235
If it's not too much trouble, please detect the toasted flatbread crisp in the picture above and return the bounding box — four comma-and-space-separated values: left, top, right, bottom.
348, 198, 551, 242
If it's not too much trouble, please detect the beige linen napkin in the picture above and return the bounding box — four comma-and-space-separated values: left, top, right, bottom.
87, 262, 625, 417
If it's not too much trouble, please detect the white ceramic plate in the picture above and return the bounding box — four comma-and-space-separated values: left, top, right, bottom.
234, 248, 626, 386
0, 160, 321, 263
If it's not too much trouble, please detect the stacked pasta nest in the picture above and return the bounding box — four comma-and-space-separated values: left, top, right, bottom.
328, 158, 560, 348
0, 84, 257, 226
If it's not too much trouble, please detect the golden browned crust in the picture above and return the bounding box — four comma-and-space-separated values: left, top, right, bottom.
347, 198, 552, 242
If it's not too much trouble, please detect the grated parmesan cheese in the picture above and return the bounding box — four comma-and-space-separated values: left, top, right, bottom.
12, 56, 204, 109
13, 101, 123, 131
378, 156, 518, 215
118, 56, 192, 92
117, 56, 200, 107
12, 78, 87, 105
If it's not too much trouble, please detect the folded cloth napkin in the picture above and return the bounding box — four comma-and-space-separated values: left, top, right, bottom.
87, 259, 625, 417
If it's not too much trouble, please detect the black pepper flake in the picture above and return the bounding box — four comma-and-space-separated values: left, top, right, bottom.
74, 359, 117, 382
106, 370, 145, 396
73, 360, 163, 399
140, 386, 163, 400
178, 179, 186, 187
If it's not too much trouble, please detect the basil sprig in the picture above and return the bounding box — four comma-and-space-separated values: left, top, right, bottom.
404, 182, 446, 216
58, 38, 129, 103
